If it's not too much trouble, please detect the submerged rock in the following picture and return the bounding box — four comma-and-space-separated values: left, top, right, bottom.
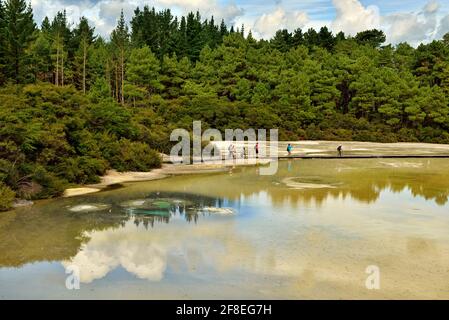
282, 177, 337, 190
120, 199, 147, 207
12, 199, 34, 208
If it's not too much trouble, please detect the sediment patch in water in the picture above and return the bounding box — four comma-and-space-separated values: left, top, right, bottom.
282, 177, 338, 190
201, 207, 236, 215
379, 161, 424, 168
68, 203, 111, 213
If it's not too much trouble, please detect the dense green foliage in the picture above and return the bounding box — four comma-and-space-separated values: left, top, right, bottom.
0, 83, 162, 208
0, 182, 15, 210
1, 0, 449, 209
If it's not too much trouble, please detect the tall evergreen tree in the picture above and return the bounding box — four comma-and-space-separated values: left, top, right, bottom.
303, 28, 319, 47
73, 17, 95, 93
127, 46, 161, 97
51, 10, 71, 86
292, 28, 304, 47
219, 19, 228, 38
41, 16, 51, 32
111, 10, 129, 104
176, 16, 188, 58
186, 11, 203, 61
29, 27, 52, 82
158, 9, 177, 59
1, 0, 36, 83
355, 29, 386, 48
318, 26, 335, 51
271, 29, 292, 52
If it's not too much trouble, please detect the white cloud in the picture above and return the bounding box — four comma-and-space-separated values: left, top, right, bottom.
331, 0, 381, 35
252, 7, 309, 38
329, 0, 446, 45
382, 0, 440, 45
62, 223, 168, 283
60, 215, 284, 284
31, 0, 244, 37
28, 0, 449, 45
424, 0, 440, 14
436, 14, 449, 39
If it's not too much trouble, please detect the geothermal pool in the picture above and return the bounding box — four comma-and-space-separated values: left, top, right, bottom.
1, 159, 449, 299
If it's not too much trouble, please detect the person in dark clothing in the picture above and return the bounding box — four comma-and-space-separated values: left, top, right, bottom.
337, 145, 342, 157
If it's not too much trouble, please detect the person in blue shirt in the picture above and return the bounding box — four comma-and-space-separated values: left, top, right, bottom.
287, 143, 292, 156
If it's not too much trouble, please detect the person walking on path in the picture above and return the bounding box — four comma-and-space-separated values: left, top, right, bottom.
337, 145, 342, 157
229, 143, 236, 159
255, 142, 259, 158
287, 143, 292, 156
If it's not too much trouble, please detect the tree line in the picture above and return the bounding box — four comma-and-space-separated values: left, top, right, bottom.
1, 0, 449, 209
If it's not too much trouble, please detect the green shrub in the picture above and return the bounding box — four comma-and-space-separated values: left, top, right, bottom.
87, 101, 136, 138
55, 156, 108, 184
108, 139, 162, 172
0, 182, 16, 211
32, 166, 67, 199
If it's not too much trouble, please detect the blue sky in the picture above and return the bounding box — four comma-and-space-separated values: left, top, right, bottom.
30, 0, 449, 45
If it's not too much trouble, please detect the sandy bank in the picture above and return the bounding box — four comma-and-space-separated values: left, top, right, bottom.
63, 158, 272, 197
63, 187, 102, 197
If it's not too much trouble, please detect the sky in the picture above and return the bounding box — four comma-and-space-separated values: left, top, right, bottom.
29, 0, 449, 46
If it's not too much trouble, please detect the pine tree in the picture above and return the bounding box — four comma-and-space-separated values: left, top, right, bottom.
29, 28, 52, 82
127, 45, 161, 100
303, 28, 319, 47
335, 31, 346, 43
355, 29, 386, 48
247, 30, 256, 44
176, 16, 188, 58
186, 11, 203, 61
219, 19, 228, 38
41, 16, 50, 32
111, 10, 129, 104
51, 10, 71, 86
73, 17, 95, 93
89, 37, 112, 91
158, 9, 176, 59
271, 29, 292, 52
292, 28, 304, 47
2, 0, 36, 83
318, 26, 335, 51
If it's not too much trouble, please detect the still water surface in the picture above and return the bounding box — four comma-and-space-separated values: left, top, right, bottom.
1, 159, 449, 299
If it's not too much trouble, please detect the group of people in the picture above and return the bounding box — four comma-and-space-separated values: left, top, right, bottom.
228, 142, 259, 159
227, 143, 344, 158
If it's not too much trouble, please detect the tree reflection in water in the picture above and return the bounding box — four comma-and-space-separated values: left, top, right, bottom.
1, 159, 449, 272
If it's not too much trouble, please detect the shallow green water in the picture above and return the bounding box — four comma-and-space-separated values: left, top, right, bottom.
1, 159, 449, 299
